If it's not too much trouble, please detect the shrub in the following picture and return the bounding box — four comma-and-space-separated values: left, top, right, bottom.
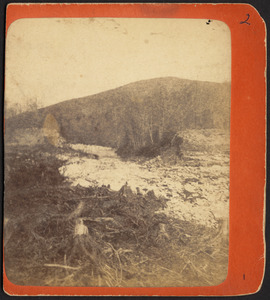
135, 144, 161, 158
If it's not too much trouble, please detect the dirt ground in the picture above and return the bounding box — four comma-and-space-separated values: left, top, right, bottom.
4, 130, 229, 287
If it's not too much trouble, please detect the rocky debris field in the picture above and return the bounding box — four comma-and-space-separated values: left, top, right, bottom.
58, 129, 230, 227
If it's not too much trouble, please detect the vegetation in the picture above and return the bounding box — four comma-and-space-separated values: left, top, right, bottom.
4, 77, 230, 286
4, 98, 39, 119
4, 146, 228, 287
5, 77, 230, 155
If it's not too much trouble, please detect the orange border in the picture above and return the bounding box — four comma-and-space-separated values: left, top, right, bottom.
3, 3, 266, 296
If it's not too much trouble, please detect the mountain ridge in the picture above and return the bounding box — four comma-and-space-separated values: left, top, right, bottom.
42, 77, 230, 110
5, 77, 231, 152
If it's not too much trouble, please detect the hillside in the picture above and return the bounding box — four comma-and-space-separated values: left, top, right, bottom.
5, 77, 231, 152
4, 77, 230, 286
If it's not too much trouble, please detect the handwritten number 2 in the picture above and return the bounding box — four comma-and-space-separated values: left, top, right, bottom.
240, 14, 250, 25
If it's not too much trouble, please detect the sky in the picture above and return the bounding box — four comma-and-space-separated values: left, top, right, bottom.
5, 17, 231, 109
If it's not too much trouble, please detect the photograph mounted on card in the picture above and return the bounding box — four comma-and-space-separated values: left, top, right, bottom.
3, 3, 266, 297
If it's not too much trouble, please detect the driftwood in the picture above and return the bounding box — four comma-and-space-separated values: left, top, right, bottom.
5, 170, 228, 287
68, 201, 84, 220
44, 264, 80, 270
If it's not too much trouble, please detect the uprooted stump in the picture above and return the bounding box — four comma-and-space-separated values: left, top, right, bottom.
66, 219, 104, 278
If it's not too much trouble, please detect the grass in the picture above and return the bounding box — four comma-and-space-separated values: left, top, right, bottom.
4, 144, 228, 287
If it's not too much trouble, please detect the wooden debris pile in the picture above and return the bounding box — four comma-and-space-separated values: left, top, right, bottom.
4, 149, 228, 287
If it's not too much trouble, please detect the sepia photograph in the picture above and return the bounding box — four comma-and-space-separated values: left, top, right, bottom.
4, 17, 231, 287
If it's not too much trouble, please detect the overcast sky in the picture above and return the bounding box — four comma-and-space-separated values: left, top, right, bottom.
5, 18, 231, 109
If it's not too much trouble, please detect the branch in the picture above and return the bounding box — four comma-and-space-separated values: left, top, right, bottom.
44, 264, 80, 270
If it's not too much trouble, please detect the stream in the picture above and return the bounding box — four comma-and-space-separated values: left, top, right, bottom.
58, 143, 230, 228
